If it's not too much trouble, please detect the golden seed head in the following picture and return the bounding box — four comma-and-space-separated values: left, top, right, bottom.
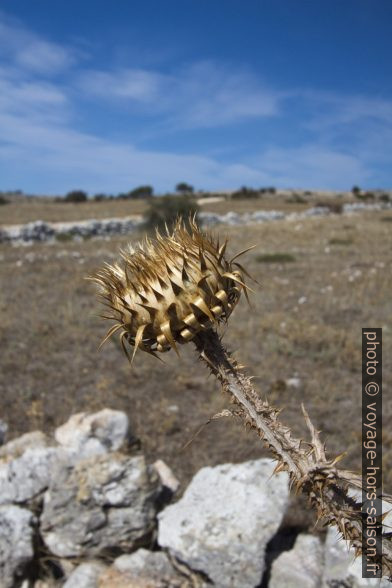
91, 216, 252, 361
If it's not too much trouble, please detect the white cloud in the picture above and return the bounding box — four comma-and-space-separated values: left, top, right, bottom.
79, 60, 280, 128
15, 40, 73, 74
0, 12, 76, 74
80, 68, 163, 101
256, 145, 369, 189
0, 66, 68, 127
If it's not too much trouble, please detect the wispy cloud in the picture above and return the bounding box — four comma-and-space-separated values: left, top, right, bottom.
255, 145, 369, 189
79, 60, 280, 128
0, 11, 77, 74
79, 68, 163, 102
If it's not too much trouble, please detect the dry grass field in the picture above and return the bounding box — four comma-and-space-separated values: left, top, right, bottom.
0, 191, 356, 225
0, 198, 391, 530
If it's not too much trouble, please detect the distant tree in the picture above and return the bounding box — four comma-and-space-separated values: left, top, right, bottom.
175, 182, 194, 195
128, 185, 154, 199
94, 193, 107, 201
232, 186, 259, 199
352, 185, 361, 197
143, 195, 199, 232
64, 190, 88, 203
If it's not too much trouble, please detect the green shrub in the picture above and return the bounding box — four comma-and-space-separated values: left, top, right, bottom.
329, 238, 353, 246
256, 252, 296, 263
285, 193, 308, 204
64, 190, 88, 203
316, 201, 343, 214
143, 195, 200, 232
355, 191, 374, 201
0, 195, 9, 205
55, 232, 73, 242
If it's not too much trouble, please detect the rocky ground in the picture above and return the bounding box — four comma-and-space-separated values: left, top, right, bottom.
0, 408, 388, 588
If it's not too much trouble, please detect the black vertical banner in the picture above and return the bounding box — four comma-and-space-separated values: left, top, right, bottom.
362, 328, 382, 578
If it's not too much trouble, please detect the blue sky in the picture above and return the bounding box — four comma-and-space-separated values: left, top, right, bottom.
0, 1, 391, 195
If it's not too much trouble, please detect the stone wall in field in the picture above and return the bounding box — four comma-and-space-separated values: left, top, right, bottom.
0, 409, 387, 587
0, 201, 391, 244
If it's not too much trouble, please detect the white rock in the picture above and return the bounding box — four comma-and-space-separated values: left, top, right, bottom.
0, 420, 8, 446
158, 458, 289, 587
55, 409, 129, 457
0, 446, 72, 505
286, 377, 301, 389
153, 459, 180, 494
269, 534, 324, 588
0, 504, 35, 588
0, 430, 49, 461
63, 561, 106, 588
41, 453, 161, 558
323, 526, 390, 587
100, 548, 184, 586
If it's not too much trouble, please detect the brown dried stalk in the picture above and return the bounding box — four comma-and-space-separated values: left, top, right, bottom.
193, 328, 392, 580
91, 217, 392, 580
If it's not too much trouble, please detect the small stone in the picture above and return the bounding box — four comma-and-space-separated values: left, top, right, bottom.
0, 420, 8, 446
0, 446, 72, 505
153, 459, 180, 494
269, 534, 324, 588
322, 527, 391, 587
98, 549, 185, 587
55, 409, 130, 457
0, 504, 35, 588
286, 377, 301, 389
0, 430, 49, 462
63, 561, 106, 588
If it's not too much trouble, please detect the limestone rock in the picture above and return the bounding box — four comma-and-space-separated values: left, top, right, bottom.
98, 549, 185, 587
153, 460, 180, 494
0, 430, 49, 462
63, 561, 106, 588
0, 446, 72, 505
322, 527, 391, 587
269, 533, 324, 588
41, 453, 161, 558
0, 504, 35, 588
158, 458, 289, 587
0, 420, 8, 446
55, 409, 130, 457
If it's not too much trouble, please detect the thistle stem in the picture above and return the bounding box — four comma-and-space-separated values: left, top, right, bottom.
193, 328, 392, 579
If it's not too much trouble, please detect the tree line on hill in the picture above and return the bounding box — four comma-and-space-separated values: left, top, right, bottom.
0, 185, 390, 205
62, 182, 196, 203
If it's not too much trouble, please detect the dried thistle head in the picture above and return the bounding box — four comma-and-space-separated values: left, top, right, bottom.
91, 216, 253, 361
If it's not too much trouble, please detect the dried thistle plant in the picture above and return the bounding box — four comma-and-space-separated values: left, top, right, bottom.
92, 216, 251, 360
91, 216, 392, 580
